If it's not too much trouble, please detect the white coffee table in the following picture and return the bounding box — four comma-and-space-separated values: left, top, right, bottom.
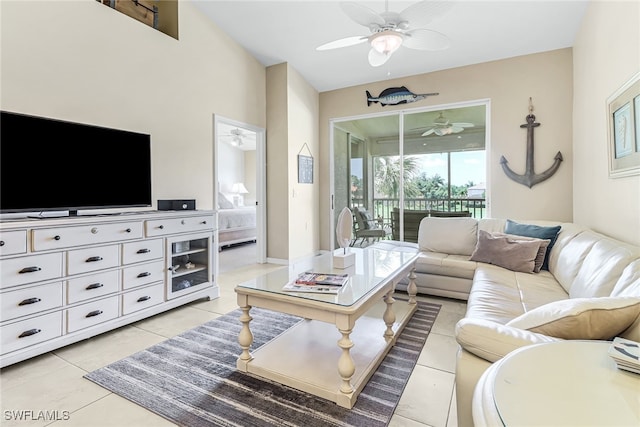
473, 340, 640, 426
234, 247, 418, 408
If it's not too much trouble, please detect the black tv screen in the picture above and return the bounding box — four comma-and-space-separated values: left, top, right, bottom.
1, 111, 152, 214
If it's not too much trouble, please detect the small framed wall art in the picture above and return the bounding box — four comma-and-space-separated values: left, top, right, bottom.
297, 143, 314, 184
607, 71, 640, 178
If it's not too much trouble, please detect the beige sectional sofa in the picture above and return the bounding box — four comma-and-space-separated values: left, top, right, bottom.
375, 217, 640, 427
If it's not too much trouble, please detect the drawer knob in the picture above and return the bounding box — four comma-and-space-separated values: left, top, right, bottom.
181, 220, 186, 225
18, 297, 41, 306
86, 310, 103, 318
91, 227, 99, 234
54, 235, 61, 241
19, 266, 42, 274
86, 283, 104, 290
125, 228, 132, 233
201, 220, 207, 225
0, 240, 4, 246
137, 296, 152, 302
18, 328, 41, 338
136, 248, 151, 254
85, 256, 104, 263
158, 225, 164, 230
137, 272, 151, 278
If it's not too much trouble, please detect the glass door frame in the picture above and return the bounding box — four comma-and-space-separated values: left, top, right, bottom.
329, 98, 491, 249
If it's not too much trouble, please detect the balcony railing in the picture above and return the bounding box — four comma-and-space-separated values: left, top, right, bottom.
351, 197, 486, 224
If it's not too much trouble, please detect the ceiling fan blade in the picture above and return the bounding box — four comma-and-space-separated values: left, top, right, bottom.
340, 2, 385, 28
368, 48, 392, 67
421, 129, 436, 136
399, 1, 455, 29
450, 126, 465, 133
403, 28, 450, 50
316, 35, 368, 51
452, 122, 475, 128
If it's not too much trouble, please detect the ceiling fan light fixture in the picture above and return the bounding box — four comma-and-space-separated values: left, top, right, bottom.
230, 135, 243, 147
369, 30, 403, 54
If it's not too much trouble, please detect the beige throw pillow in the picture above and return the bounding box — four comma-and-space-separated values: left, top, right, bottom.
469, 230, 546, 273
494, 232, 551, 273
506, 297, 640, 340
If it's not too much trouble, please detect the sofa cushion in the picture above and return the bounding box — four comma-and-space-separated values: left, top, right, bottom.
611, 259, 640, 297
467, 264, 567, 324
469, 230, 548, 273
569, 235, 640, 299
505, 220, 561, 270
455, 318, 560, 363
418, 217, 478, 256
415, 252, 477, 279
506, 297, 640, 340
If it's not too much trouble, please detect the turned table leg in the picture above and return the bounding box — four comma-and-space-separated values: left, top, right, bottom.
337, 328, 355, 395
383, 290, 396, 341
237, 305, 254, 369
407, 266, 418, 305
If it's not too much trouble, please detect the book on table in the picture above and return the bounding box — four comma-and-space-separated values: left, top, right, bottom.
608, 337, 640, 375
282, 272, 349, 294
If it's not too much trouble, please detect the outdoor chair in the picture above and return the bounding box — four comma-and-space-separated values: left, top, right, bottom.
351, 207, 391, 247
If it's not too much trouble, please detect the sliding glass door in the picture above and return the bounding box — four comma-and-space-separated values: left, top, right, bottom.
332, 101, 488, 247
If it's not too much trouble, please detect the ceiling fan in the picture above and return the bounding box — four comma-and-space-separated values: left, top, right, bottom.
220, 128, 250, 147
316, 0, 453, 67
421, 112, 475, 136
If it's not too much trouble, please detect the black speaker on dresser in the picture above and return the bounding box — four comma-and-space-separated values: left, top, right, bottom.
157, 199, 196, 211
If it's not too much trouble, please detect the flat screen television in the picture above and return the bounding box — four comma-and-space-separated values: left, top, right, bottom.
1, 110, 152, 215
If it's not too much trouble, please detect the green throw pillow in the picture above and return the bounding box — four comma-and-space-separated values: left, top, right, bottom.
505, 220, 561, 271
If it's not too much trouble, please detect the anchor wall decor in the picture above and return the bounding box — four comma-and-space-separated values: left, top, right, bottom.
500, 98, 563, 188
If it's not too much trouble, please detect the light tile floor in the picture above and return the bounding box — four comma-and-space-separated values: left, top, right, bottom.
0, 262, 466, 427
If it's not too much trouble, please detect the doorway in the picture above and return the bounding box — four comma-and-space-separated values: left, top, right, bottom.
213, 115, 266, 271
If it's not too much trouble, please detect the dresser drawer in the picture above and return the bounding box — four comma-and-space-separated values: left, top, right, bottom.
1, 312, 63, 355
0, 253, 63, 290
122, 238, 163, 265
122, 282, 164, 315
122, 260, 164, 290
66, 296, 119, 333
32, 221, 143, 251
0, 282, 63, 322
67, 270, 120, 304
0, 230, 27, 257
67, 245, 119, 275
145, 214, 214, 237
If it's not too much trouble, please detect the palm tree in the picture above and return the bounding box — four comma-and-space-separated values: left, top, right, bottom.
417, 173, 447, 199
374, 155, 421, 199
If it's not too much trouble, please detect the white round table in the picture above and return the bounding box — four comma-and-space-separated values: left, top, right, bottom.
473, 340, 640, 426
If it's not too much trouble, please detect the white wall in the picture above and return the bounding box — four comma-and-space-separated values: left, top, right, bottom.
218, 142, 245, 195
1, 1, 266, 211
573, 0, 640, 245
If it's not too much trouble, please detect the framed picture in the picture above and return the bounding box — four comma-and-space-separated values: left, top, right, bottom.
298, 154, 313, 183
607, 72, 640, 178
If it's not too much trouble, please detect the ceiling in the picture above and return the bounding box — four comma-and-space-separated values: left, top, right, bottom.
193, 0, 589, 93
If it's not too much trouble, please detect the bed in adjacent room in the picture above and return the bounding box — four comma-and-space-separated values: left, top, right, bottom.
217, 193, 257, 249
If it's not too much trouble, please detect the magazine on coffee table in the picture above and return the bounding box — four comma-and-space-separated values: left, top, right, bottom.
282, 272, 349, 294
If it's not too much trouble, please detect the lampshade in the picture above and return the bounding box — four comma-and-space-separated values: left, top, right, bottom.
231, 182, 249, 194
370, 31, 403, 54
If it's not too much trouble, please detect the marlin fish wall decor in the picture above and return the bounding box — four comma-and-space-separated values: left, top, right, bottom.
500, 98, 563, 188
366, 86, 438, 107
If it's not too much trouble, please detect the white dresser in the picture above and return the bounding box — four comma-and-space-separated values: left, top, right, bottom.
0, 210, 218, 368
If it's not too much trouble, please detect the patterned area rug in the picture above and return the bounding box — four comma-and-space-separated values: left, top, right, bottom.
85, 301, 441, 427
